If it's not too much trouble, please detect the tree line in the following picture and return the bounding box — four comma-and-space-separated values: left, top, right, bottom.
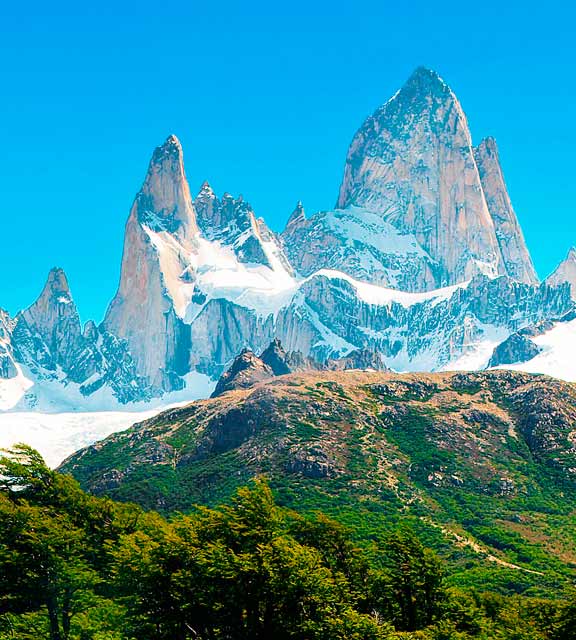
0, 444, 574, 639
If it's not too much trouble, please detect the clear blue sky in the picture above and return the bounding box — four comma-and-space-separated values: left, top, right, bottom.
1, 0, 574, 322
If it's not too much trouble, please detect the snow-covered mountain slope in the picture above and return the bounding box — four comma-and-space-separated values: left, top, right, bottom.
280, 205, 438, 289
0, 370, 215, 467
273, 272, 571, 369
492, 315, 576, 381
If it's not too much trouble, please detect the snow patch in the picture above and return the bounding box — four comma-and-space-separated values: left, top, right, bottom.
495, 318, 576, 382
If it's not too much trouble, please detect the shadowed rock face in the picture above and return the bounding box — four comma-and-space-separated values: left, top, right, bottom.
260, 338, 292, 375
326, 348, 389, 371
488, 333, 542, 368
17, 267, 82, 373
0, 310, 17, 379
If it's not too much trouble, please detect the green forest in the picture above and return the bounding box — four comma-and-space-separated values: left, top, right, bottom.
0, 445, 574, 640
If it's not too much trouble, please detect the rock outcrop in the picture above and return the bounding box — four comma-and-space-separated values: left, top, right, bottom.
211, 348, 275, 397
487, 333, 542, 368
104, 135, 198, 392
326, 348, 389, 371
0, 310, 17, 379
15, 268, 83, 373
194, 183, 293, 274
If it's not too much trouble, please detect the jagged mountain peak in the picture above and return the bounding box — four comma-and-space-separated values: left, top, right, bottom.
40, 267, 72, 301
476, 135, 498, 154
211, 347, 274, 397
284, 201, 306, 232
135, 134, 198, 240
260, 338, 291, 376
473, 136, 538, 284
403, 65, 451, 94
329, 68, 543, 290
151, 134, 183, 161
545, 247, 576, 299
197, 180, 215, 198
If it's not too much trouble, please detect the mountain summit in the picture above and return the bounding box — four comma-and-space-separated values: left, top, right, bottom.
329, 67, 536, 289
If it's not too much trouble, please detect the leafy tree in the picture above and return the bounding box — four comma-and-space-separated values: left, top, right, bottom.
373, 526, 445, 631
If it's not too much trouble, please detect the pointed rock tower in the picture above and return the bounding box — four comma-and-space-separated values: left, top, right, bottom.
104, 135, 198, 391
473, 137, 537, 284
546, 248, 576, 299
284, 201, 306, 234
16, 267, 83, 372
335, 67, 529, 288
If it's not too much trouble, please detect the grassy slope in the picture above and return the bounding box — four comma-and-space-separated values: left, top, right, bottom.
61, 370, 576, 597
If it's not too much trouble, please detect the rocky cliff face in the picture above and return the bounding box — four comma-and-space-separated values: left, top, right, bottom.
103, 135, 294, 393
274, 272, 572, 369
195, 183, 293, 274
211, 348, 275, 397
0, 310, 17, 379
281, 205, 439, 290
487, 333, 542, 368
335, 67, 505, 288
15, 268, 83, 374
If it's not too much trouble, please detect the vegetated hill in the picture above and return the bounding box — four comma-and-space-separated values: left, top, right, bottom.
61, 369, 576, 596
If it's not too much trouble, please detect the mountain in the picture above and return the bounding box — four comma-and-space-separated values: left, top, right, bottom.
103, 135, 294, 392
284, 67, 536, 291
1, 66, 574, 427
0, 268, 153, 411
93, 71, 573, 392
60, 368, 576, 591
